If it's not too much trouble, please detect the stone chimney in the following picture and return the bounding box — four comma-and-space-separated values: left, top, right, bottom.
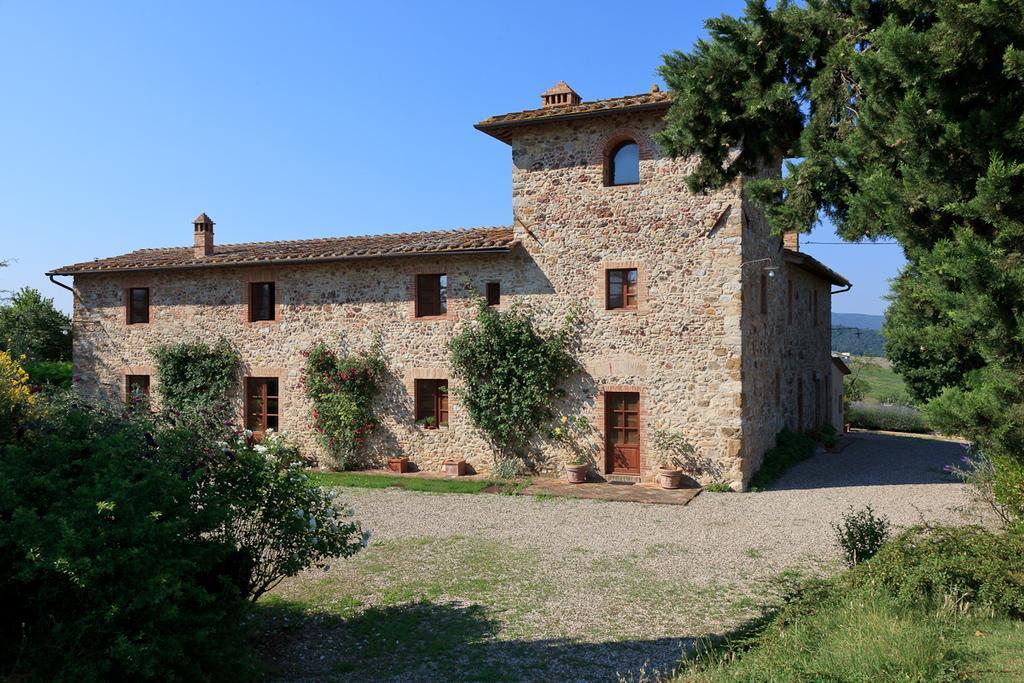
783, 231, 799, 251
193, 213, 214, 257
541, 81, 581, 108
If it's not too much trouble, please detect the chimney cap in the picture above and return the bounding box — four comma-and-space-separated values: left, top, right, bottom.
193, 212, 214, 225
540, 81, 582, 108
650, 83, 660, 93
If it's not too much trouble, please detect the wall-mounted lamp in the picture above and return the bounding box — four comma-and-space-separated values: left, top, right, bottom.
740, 257, 779, 277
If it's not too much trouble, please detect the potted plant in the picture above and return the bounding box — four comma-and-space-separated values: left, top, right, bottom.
443, 459, 467, 476
650, 428, 699, 490
548, 414, 594, 484
387, 456, 410, 473
819, 424, 839, 452
564, 453, 589, 484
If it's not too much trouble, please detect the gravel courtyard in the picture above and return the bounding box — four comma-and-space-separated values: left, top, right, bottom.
259, 432, 983, 682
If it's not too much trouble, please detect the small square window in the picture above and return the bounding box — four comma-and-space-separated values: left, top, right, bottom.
414, 379, 448, 428
246, 377, 279, 433
125, 374, 150, 402
127, 287, 149, 324
415, 274, 447, 317
606, 268, 638, 310
249, 282, 275, 322
485, 282, 500, 307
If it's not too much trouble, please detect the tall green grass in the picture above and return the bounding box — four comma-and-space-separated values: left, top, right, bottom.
847, 402, 929, 433
308, 471, 496, 494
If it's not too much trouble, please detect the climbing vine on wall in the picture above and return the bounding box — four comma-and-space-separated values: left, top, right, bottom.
302, 343, 385, 469
449, 300, 579, 466
151, 337, 240, 416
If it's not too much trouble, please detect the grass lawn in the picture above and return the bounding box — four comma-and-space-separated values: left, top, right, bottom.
255, 533, 795, 681
848, 356, 913, 405
308, 471, 504, 494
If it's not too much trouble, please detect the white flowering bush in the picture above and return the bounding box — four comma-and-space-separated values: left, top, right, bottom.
211, 429, 367, 601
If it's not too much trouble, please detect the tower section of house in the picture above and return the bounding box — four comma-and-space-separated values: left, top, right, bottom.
49, 81, 849, 489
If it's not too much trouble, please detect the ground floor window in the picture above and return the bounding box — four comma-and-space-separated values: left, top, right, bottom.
246, 377, 279, 433
414, 379, 448, 428
125, 374, 150, 402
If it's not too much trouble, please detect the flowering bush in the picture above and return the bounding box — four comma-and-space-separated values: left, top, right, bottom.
0, 349, 38, 442
302, 343, 385, 468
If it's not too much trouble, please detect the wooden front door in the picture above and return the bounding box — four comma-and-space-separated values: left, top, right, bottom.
605, 392, 640, 474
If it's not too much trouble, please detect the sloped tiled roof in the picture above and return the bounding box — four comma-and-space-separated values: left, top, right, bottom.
783, 249, 851, 287
476, 90, 672, 142
49, 226, 516, 275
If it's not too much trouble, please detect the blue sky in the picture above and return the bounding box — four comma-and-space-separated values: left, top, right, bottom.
0, 0, 905, 315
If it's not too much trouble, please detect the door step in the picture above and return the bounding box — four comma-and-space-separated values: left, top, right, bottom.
606, 474, 641, 485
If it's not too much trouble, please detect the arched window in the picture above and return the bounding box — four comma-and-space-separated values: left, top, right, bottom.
607, 141, 639, 186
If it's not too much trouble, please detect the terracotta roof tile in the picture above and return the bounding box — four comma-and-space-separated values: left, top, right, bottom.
476, 90, 672, 141
50, 226, 516, 275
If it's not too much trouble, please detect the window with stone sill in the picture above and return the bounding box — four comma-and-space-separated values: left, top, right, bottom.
127, 287, 149, 324
249, 282, 276, 322
415, 274, 447, 317
485, 282, 500, 307
125, 374, 150, 403
606, 268, 638, 310
414, 379, 448, 429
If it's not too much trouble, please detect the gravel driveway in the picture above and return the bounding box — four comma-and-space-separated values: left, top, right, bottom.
262, 431, 982, 682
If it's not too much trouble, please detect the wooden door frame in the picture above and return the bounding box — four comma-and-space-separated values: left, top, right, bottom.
598, 386, 646, 476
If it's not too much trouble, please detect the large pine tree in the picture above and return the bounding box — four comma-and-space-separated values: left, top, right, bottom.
657, 0, 1024, 519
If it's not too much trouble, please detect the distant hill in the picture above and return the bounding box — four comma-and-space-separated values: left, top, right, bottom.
833, 312, 884, 330
832, 325, 885, 357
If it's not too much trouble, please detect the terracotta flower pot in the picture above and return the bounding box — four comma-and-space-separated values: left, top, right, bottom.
565, 463, 588, 484
443, 459, 467, 476
387, 457, 409, 473
657, 467, 684, 489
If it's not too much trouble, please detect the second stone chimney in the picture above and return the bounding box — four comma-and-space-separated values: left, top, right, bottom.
193, 213, 215, 257
541, 81, 581, 108
783, 231, 800, 251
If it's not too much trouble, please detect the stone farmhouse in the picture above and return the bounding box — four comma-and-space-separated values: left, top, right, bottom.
50, 81, 850, 489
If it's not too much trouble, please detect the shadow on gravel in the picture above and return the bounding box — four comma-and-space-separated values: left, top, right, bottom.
255, 599, 692, 682
768, 432, 966, 491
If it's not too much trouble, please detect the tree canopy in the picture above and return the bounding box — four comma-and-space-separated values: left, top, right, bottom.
659, 0, 1024, 520
0, 287, 72, 362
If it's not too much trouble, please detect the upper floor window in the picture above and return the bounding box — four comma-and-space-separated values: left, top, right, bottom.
246, 377, 279, 433
127, 287, 149, 324
607, 141, 640, 186
415, 379, 449, 428
606, 268, 638, 310
416, 274, 447, 317
249, 282, 276, 322
485, 282, 501, 307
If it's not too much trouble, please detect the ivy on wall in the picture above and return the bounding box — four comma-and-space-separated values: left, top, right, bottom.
302, 343, 385, 469
449, 300, 579, 466
151, 338, 241, 415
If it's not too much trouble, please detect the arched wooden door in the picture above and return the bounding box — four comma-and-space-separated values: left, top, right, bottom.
605, 392, 640, 474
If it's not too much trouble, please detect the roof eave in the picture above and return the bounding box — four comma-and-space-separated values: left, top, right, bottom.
782, 249, 851, 288
47, 244, 519, 277
474, 101, 672, 143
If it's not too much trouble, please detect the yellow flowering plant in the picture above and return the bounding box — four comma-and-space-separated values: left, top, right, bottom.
1, 350, 37, 440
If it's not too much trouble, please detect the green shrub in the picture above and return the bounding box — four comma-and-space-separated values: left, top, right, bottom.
846, 402, 930, 433
449, 300, 578, 467
151, 337, 240, 415
832, 506, 892, 567
748, 429, 816, 491
21, 359, 72, 388
0, 396, 364, 680
302, 343, 385, 469
853, 525, 1024, 618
